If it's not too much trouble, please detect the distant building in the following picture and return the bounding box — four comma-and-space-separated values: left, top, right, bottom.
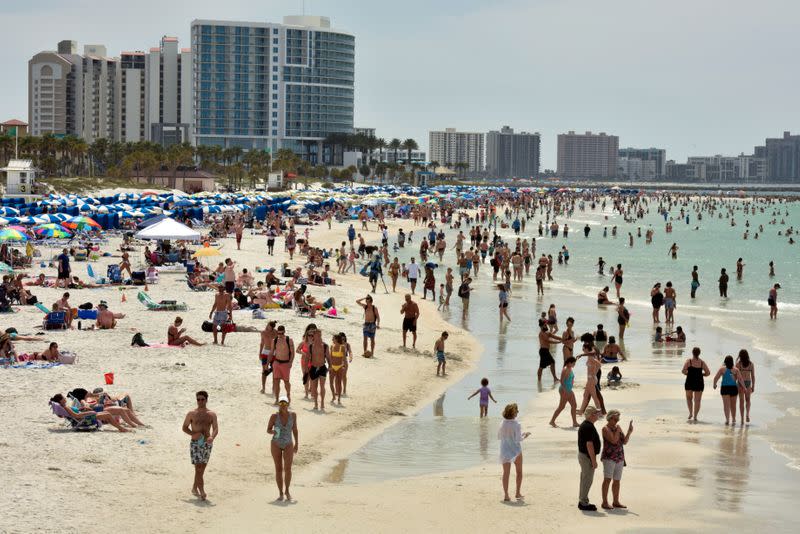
343, 148, 426, 168
617, 147, 666, 179
557, 131, 618, 179
485, 126, 540, 178
117, 37, 192, 145
354, 127, 375, 138
191, 16, 355, 164
428, 128, 484, 173
0, 119, 29, 137
765, 131, 800, 182
129, 167, 216, 192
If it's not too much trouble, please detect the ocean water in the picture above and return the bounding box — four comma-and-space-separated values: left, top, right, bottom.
329, 196, 799, 489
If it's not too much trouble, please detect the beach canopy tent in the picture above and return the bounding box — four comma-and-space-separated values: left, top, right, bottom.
134, 217, 201, 241
136, 214, 169, 230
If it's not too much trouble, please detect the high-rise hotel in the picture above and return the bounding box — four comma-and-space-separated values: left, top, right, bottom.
191, 16, 355, 164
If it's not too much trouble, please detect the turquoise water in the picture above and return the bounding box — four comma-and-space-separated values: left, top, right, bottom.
329, 196, 799, 485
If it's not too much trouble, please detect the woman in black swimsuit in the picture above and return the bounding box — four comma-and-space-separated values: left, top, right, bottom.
613, 264, 624, 299
682, 347, 710, 421
651, 283, 664, 323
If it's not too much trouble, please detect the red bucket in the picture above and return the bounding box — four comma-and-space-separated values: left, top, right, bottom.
104, 372, 114, 385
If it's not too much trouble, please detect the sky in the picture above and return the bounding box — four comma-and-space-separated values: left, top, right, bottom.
2, 0, 799, 169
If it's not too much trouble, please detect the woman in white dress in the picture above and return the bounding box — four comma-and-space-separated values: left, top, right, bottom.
498, 403, 530, 501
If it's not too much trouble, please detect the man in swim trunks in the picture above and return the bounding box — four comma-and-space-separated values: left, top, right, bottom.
258, 321, 278, 394
271, 325, 295, 403
400, 294, 420, 349
209, 285, 233, 345
435, 331, 449, 376
356, 295, 380, 357
308, 329, 330, 410
768, 283, 780, 319
538, 323, 562, 382
182, 390, 218, 501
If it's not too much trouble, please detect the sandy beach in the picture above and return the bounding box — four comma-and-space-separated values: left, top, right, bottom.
3, 193, 799, 534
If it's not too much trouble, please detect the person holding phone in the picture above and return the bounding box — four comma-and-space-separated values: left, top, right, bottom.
498, 403, 530, 502
600, 410, 633, 509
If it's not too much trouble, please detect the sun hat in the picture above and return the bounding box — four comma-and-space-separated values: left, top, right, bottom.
278, 395, 289, 404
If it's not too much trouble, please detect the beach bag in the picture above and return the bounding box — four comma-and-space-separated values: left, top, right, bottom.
78, 302, 94, 310
58, 351, 77, 365
458, 284, 469, 298
201, 320, 214, 332
222, 322, 237, 334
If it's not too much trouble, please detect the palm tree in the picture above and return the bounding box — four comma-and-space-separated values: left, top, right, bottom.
401, 138, 418, 167
163, 144, 194, 190
376, 138, 387, 164
0, 135, 14, 166
389, 138, 401, 165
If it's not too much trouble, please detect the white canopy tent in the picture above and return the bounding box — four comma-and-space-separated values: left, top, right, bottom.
134, 217, 201, 241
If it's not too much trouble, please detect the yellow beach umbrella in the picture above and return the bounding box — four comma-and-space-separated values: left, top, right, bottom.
192, 247, 222, 258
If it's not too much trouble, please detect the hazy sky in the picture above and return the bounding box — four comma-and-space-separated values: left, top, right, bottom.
2, 0, 798, 168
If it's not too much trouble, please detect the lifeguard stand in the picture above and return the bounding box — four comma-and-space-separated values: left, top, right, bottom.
0, 159, 39, 195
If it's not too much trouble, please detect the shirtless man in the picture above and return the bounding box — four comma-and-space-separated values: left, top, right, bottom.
258, 321, 278, 393
234, 220, 244, 250
356, 295, 380, 357
538, 323, 562, 382
308, 329, 330, 410
223, 258, 236, 294
209, 285, 233, 345
182, 391, 218, 501
168, 316, 205, 347
55, 292, 74, 328
95, 303, 119, 329
400, 294, 420, 349
270, 325, 294, 403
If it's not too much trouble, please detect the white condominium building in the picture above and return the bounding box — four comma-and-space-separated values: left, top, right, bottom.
429, 128, 484, 173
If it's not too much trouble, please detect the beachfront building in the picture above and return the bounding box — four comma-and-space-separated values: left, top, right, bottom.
765, 131, 800, 182
485, 126, 540, 178
117, 37, 192, 145
429, 128, 484, 173
28, 41, 118, 142
354, 127, 375, 138
617, 147, 666, 180
1, 119, 29, 137
343, 148, 427, 168
556, 131, 618, 179
191, 16, 355, 165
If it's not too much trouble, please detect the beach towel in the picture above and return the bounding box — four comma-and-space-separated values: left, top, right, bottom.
136, 343, 184, 349
6, 361, 62, 369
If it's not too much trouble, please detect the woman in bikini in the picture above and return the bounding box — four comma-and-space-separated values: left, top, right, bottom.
736, 349, 755, 424
562, 317, 576, 360
339, 332, 354, 397
547, 304, 559, 334
577, 345, 606, 415
119, 251, 132, 278
296, 324, 317, 399
549, 356, 579, 427
389, 258, 401, 292
267, 396, 298, 502
328, 333, 346, 405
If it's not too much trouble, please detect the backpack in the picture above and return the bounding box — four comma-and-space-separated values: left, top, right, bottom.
131, 332, 149, 347
458, 284, 469, 298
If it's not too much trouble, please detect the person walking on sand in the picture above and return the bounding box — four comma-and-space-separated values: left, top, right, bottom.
267, 395, 298, 502
468, 377, 497, 417
498, 403, 530, 502
182, 390, 218, 501
736, 349, 755, 424
683, 348, 711, 421
498, 284, 511, 323
550, 356, 579, 428
400, 294, 420, 349
258, 321, 278, 394
435, 331, 448, 376
406, 257, 420, 294
577, 406, 601, 511
538, 323, 562, 382
356, 295, 380, 357
578, 350, 605, 415
600, 410, 633, 510
209, 285, 233, 345
308, 329, 330, 411
768, 283, 780, 319
271, 325, 295, 404
234, 220, 244, 250
713, 355, 744, 425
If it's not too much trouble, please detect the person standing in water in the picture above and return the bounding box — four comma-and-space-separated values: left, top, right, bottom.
690, 266, 700, 298
668, 242, 678, 259
182, 390, 219, 501
538, 323, 562, 382
498, 403, 530, 502
768, 283, 780, 319
267, 395, 298, 502
468, 377, 497, 417
612, 264, 623, 299
682, 347, 710, 421
736, 258, 745, 280
713, 355, 743, 425
718, 268, 729, 298
663, 281, 677, 324
616, 298, 630, 339
736, 349, 755, 424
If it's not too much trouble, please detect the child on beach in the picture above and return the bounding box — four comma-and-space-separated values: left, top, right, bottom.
435, 331, 449, 376
438, 283, 445, 311
607, 366, 622, 384
468, 377, 497, 417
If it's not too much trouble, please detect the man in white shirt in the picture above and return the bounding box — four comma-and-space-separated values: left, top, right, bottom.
406, 258, 420, 295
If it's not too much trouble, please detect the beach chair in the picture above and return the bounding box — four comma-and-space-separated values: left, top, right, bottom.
50, 402, 101, 432
44, 311, 67, 330
107, 265, 123, 284
137, 291, 188, 311
35, 302, 51, 314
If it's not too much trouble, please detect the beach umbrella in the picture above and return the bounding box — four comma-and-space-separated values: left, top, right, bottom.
11, 216, 47, 225
0, 207, 20, 217
63, 215, 102, 232
0, 261, 13, 274
0, 228, 28, 242
33, 223, 73, 239
192, 246, 221, 259
0, 217, 9, 226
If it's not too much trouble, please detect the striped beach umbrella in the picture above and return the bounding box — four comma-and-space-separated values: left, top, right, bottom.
62, 215, 102, 232
0, 228, 28, 242
33, 223, 73, 239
